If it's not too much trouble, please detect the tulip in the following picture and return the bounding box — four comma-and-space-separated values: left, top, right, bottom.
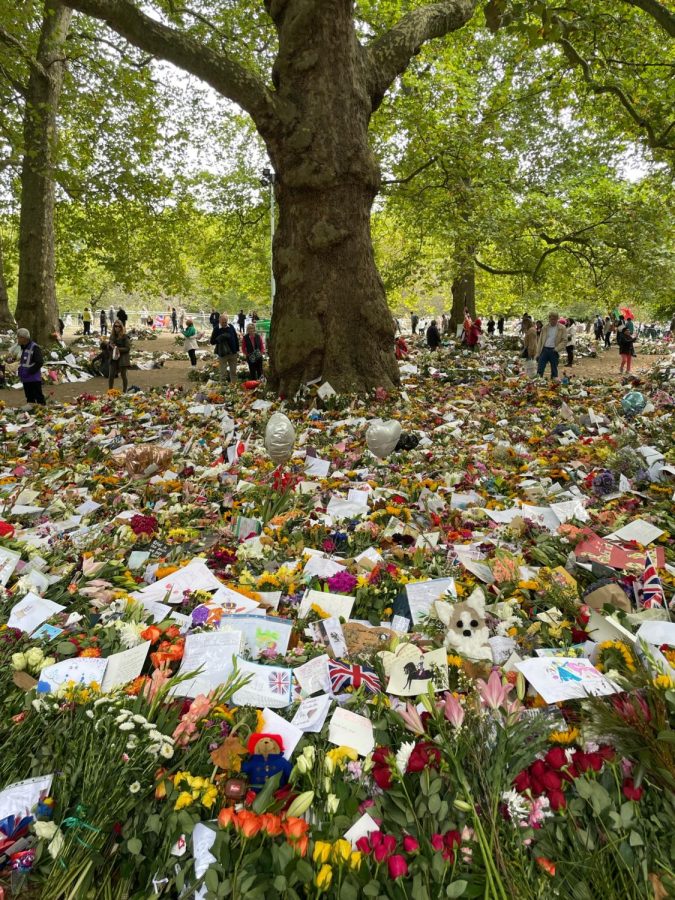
442, 693, 465, 728
402, 835, 420, 854
387, 854, 409, 879
286, 790, 314, 819
315, 864, 332, 892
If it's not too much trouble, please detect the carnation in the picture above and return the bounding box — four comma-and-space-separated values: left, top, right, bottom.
327, 571, 358, 594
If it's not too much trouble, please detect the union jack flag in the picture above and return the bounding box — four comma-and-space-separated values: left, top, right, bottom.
267, 670, 291, 696
328, 659, 381, 695
640, 552, 666, 609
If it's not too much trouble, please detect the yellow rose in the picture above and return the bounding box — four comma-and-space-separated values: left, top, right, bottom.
313, 841, 332, 864
315, 864, 332, 891
174, 791, 193, 811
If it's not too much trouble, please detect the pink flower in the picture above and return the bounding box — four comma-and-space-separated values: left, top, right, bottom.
399, 702, 426, 735
387, 855, 408, 879
402, 835, 419, 854
373, 834, 397, 862
476, 670, 513, 710
431, 833, 444, 852
442, 692, 465, 728
355, 836, 372, 855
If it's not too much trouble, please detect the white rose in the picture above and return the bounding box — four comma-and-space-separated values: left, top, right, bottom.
38, 656, 56, 671
11, 652, 27, 671
34, 821, 58, 841
296, 756, 308, 775
326, 794, 339, 815
25, 647, 45, 670
302, 745, 315, 767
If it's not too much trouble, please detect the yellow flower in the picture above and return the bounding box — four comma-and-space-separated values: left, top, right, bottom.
331, 839, 352, 864
550, 726, 580, 745
447, 655, 463, 668
174, 791, 194, 811
310, 603, 330, 619
349, 851, 363, 869
313, 841, 332, 864
315, 864, 332, 891
653, 674, 675, 690
326, 747, 358, 770
202, 786, 218, 808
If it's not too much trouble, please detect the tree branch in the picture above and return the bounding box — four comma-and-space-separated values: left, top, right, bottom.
0, 27, 48, 82
621, 0, 675, 37
64, 0, 279, 133
365, 0, 476, 111
381, 156, 437, 186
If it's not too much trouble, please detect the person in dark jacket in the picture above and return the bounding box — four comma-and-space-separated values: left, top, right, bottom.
487, 317, 495, 335
209, 308, 220, 329
108, 320, 131, 391
99, 308, 108, 335
426, 320, 441, 350
116, 308, 128, 327
237, 309, 246, 334
243, 322, 265, 379
16, 328, 46, 405
210, 314, 240, 382
497, 316, 505, 335
171, 306, 178, 333
91, 339, 112, 379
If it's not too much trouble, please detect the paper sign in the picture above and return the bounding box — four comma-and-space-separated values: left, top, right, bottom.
290, 694, 332, 733
192, 822, 217, 900
7, 592, 65, 633
231, 658, 293, 708
294, 654, 331, 695
0, 546, 21, 586
262, 707, 303, 758
298, 589, 355, 621
173, 632, 243, 698
516, 657, 618, 704
38, 657, 108, 694
302, 555, 347, 579
101, 642, 150, 692
636, 621, 675, 647
344, 813, 380, 848
405, 578, 456, 624
132, 558, 224, 605
387, 646, 449, 696
305, 456, 331, 478
0, 774, 54, 821
221, 615, 293, 659
319, 617, 348, 657
328, 706, 374, 756
128, 550, 150, 570
607, 519, 665, 546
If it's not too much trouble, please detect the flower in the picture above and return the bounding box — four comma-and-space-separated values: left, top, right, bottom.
407, 741, 441, 773
355, 836, 372, 855
372, 746, 394, 789
398, 702, 426, 735
218, 807, 236, 829
315, 864, 332, 891
260, 813, 282, 836
402, 835, 420, 854
442, 692, 465, 728
331, 839, 352, 863
622, 778, 644, 801
372, 833, 397, 863
544, 747, 567, 770
238, 810, 262, 839
25, 647, 44, 669
129, 782, 141, 794
326, 793, 339, 815
313, 841, 332, 864
174, 791, 193, 811
11, 652, 27, 671
387, 854, 409, 879
476, 670, 513, 710
536, 857, 556, 876
395, 741, 416, 775
34, 821, 58, 840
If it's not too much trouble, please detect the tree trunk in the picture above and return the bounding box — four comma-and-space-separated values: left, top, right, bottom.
450, 263, 475, 330
13, 0, 72, 346
0, 239, 16, 331
264, 0, 399, 396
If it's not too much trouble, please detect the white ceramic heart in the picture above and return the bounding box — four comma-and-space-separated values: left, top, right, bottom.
264, 412, 296, 465
366, 420, 402, 459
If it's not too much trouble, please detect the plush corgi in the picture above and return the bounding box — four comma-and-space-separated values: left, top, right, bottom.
434, 587, 491, 661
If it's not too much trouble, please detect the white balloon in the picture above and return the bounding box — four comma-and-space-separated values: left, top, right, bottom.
264, 412, 296, 465
366, 420, 402, 459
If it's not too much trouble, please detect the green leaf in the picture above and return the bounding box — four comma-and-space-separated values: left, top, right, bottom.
340, 881, 360, 900
205, 867, 220, 893
447, 881, 468, 898
126, 837, 142, 855
428, 793, 441, 815
252, 770, 282, 813
363, 883, 380, 897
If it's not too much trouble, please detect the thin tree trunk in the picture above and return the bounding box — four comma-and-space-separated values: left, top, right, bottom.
450, 262, 476, 330
264, 0, 399, 396
14, 0, 72, 346
0, 239, 16, 330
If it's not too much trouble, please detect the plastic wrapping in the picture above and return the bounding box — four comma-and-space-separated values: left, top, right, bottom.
366, 420, 402, 459
112, 444, 173, 476
621, 391, 646, 416
264, 413, 296, 465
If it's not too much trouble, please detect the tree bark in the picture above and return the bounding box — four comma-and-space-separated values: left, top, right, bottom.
0, 239, 16, 331
450, 263, 475, 331
13, 0, 72, 346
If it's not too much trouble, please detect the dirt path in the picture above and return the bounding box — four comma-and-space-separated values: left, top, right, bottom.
0, 328, 669, 408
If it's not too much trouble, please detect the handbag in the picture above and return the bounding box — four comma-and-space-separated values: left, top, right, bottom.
248, 349, 263, 365
112, 346, 120, 361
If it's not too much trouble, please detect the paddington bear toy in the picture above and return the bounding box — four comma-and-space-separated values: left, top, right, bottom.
241, 733, 293, 793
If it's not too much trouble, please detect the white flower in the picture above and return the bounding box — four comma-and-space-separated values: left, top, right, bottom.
34, 821, 58, 840
326, 794, 339, 815
38, 656, 56, 671
32, 698, 47, 712
160, 743, 174, 760
115, 711, 131, 723
11, 652, 27, 671
147, 744, 161, 756
47, 829, 65, 859
126, 736, 138, 750
501, 789, 529, 825
119, 722, 135, 732
117, 622, 145, 649
93, 697, 108, 707
148, 729, 163, 742
129, 781, 141, 794
296, 756, 309, 775
302, 745, 315, 767
132, 714, 148, 725
86, 710, 94, 719
395, 741, 416, 775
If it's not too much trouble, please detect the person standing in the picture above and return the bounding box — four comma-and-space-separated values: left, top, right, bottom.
16, 328, 46, 405
100, 308, 108, 335
83, 306, 92, 335
108, 319, 131, 392
523, 319, 538, 377
536, 312, 567, 379
497, 315, 504, 336
426, 319, 441, 350
243, 322, 265, 380
209, 307, 220, 329
108, 305, 115, 327
603, 316, 613, 348
211, 314, 240, 383
617, 322, 636, 374
466, 317, 482, 349
565, 318, 575, 367
487, 316, 495, 335
170, 307, 178, 333
181, 318, 199, 367
57, 318, 65, 339
237, 309, 246, 334
411, 313, 419, 334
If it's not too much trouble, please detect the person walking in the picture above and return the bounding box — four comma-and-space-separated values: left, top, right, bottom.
426, 319, 441, 350
617, 318, 636, 374
83, 306, 92, 335
487, 316, 495, 335
497, 315, 504, 336
181, 318, 199, 367
243, 322, 265, 380
108, 306, 115, 327
170, 307, 178, 333
523, 319, 538, 377
237, 309, 246, 334
565, 318, 576, 367
108, 319, 131, 392
15, 328, 46, 405
465, 317, 482, 350
603, 316, 613, 348
100, 308, 108, 335
211, 314, 240, 383
410, 313, 419, 334
536, 312, 567, 380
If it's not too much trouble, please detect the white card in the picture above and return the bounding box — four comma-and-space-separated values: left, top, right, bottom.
173, 631, 242, 698
132, 558, 224, 605
262, 707, 304, 758
344, 813, 380, 848
101, 642, 150, 692
636, 621, 675, 647
386, 646, 449, 697
302, 556, 347, 579
516, 657, 618, 704
298, 590, 355, 620
305, 456, 331, 478
405, 578, 456, 624
7, 592, 65, 633
231, 658, 293, 708
290, 694, 332, 733
328, 706, 374, 757
293, 654, 331, 695
38, 657, 108, 694
607, 519, 665, 546
0, 774, 54, 821
0, 546, 21, 586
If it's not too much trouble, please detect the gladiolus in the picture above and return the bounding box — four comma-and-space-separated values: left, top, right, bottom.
387, 854, 409, 879
315, 864, 333, 891
286, 790, 314, 818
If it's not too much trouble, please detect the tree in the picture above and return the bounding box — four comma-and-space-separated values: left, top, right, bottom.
61, 0, 478, 393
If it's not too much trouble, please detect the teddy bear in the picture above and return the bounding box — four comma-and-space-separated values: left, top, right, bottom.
433, 587, 491, 661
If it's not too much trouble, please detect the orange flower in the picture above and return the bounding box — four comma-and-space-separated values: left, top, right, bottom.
80, 647, 101, 658
141, 625, 162, 644
237, 810, 262, 839
282, 817, 309, 841
125, 675, 148, 696
535, 857, 556, 876
218, 807, 236, 829
164, 625, 181, 640
260, 813, 283, 837
293, 834, 309, 857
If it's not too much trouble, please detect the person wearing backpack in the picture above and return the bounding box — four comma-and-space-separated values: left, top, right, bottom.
242, 322, 265, 379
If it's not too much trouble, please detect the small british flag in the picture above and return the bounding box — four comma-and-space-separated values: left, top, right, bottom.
267, 670, 291, 695
328, 660, 381, 695
640, 552, 666, 609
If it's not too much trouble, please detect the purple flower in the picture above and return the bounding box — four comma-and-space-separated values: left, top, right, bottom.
191, 605, 209, 626
592, 470, 616, 496
327, 571, 358, 594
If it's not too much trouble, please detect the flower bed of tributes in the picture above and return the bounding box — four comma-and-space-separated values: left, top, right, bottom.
0, 342, 674, 900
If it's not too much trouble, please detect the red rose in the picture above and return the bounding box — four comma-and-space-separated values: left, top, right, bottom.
431, 833, 444, 852
355, 836, 372, 855
444, 830, 461, 850
407, 741, 441, 773
530, 759, 547, 779
513, 770, 531, 792
622, 778, 643, 802
586, 752, 603, 772
548, 790, 566, 811
387, 855, 409, 879
598, 745, 615, 762
544, 747, 567, 771
402, 835, 419, 854
572, 750, 590, 774
541, 770, 562, 792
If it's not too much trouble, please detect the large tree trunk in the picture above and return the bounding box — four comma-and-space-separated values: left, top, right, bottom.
0, 240, 16, 331
450, 262, 475, 330
264, 0, 399, 396
13, 0, 72, 346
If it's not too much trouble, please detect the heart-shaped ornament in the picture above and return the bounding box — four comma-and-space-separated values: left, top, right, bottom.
366, 420, 402, 459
